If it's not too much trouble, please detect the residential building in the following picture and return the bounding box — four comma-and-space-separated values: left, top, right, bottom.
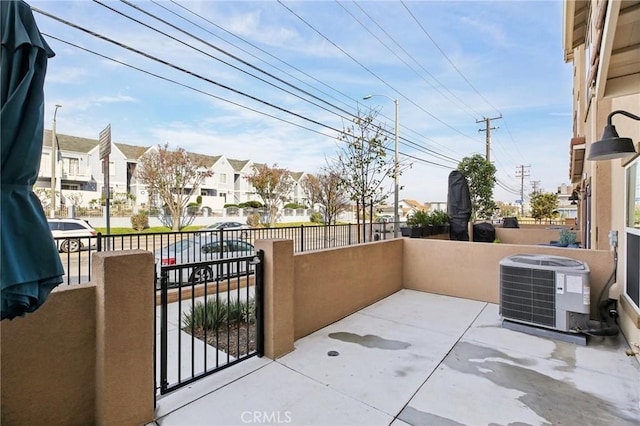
37, 131, 305, 213
563, 0, 640, 344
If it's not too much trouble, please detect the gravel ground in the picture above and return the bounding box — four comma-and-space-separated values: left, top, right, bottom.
191, 322, 257, 358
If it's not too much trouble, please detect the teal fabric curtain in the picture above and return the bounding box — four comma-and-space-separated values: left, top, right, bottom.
1, 0, 63, 320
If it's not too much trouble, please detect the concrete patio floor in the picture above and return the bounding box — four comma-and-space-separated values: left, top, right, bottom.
151, 289, 639, 426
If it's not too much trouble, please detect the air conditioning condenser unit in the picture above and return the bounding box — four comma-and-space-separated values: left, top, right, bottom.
500, 254, 590, 333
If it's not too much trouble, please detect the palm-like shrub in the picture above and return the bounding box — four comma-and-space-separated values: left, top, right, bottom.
182, 297, 256, 332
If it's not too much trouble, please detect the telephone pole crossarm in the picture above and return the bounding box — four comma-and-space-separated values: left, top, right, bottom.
476, 115, 502, 162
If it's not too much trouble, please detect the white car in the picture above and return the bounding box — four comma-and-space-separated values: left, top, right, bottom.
155, 237, 255, 286
48, 218, 97, 253
373, 216, 395, 233
199, 222, 251, 238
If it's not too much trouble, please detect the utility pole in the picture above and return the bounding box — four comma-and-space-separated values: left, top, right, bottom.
476, 115, 502, 162
50, 104, 62, 218
531, 180, 541, 194
515, 165, 530, 216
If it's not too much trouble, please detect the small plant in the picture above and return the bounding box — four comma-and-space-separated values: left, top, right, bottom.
182, 297, 256, 332
559, 228, 577, 245
246, 213, 261, 227
130, 212, 149, 232
310, 212, 323, 223
407, 210, 430, 227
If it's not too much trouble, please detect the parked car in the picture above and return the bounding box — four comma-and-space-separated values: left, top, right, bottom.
155, 237, 255, 285
48, 218, 97, 253
373, 215, 395, 233
199, 221, 251, 238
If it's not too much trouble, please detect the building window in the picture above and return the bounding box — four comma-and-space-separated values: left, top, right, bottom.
219, 173, 227, 184
63, 157, 80, 175
626, 160, 640, 308
109, 161, 115, 176
41, 153, 51, 173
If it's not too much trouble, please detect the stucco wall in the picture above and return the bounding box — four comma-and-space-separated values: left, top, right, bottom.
0, 250, 155, 426
293, 240, 403, 339
1, 284, 97, 425
403, 239, 614, 319
495, 227, 581, 245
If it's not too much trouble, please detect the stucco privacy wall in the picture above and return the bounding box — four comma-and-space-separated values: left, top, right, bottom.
293, 239, 403, 340
255, 239, 403, 357
0, 250, 155, 426
403, 239, 614, 318
495, 227, 582, 246
1, 284, 96, 425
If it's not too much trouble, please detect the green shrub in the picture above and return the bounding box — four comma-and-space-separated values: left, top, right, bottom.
130, 212, 149, 231
310, 212, 323, 223
430, 210, 449, 225
223, 203, 239, 208
559, 228, 577, 245
182, 297, 256, 332
284, 202, 305, 209
196, 195, 202, 205
407, 210, 430, 227
239, 201, 263, 208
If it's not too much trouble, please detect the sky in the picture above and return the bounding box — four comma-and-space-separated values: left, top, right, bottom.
30, 0, 574, 204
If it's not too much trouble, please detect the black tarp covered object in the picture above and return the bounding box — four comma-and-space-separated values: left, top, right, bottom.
1, 0, 63, 320
447, 170, 471, 241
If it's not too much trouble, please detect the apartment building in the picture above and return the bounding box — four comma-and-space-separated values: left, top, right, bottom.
563, 0, 640, 345
37, 130, 307, 211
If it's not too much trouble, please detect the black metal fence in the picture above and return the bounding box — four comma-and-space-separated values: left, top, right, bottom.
53, 223, 398, 286
157, 250, 264, 395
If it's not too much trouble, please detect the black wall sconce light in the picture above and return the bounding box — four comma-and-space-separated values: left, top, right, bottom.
587, 110, 639, 161
569, 190, 580, 205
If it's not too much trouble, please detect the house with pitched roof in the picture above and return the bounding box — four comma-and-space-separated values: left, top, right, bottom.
36, 130, 303, 214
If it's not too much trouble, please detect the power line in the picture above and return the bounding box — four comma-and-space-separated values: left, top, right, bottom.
277, 0, 483, 143
120, 0, 463, 168
400, 0, 502, 117
352, 0, 484, 120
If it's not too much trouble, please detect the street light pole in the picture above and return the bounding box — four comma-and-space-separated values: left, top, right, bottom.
363, 94, 400, 238
50, 104, 62, 218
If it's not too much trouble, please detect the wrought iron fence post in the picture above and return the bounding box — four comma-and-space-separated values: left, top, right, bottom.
160, 270, 169, 393
300, 224, 304, 252
96, 232, 102, 252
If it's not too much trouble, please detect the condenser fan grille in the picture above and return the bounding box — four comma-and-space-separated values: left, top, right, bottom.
500, 266, 555, 327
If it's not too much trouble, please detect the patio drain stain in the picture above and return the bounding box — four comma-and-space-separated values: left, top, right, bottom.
328, 332, 410, 350
443, 341, 638, 426
550, 342, 577, 372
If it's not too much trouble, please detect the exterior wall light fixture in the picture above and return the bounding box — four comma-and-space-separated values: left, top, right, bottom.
587, 110, 639, 161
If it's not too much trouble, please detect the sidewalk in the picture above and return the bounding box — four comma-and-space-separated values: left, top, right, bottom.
152, 290, 640, 426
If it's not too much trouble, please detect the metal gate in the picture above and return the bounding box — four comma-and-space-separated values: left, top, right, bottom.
157, 250, 264, 395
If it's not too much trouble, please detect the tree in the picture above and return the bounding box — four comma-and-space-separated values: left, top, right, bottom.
530, 192, 558, 223
246, 164, 295, 227
496, 201, 518, 218
332, 109, 395, 241
457, 154, 497, 221
135, 144, 212, 231
301, 170, 350, 225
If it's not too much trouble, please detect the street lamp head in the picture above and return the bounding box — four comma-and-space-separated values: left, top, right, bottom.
362, 95, 373, 100
55, 104, 62, 108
